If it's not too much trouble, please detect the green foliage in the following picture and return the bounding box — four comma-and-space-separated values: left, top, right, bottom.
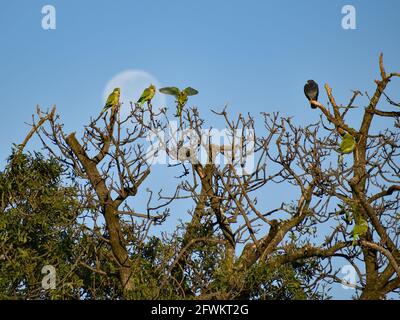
205, 257, 323, 300
0, 152, 330, 300
0, 152, 83, 298
0, 152, 126, 299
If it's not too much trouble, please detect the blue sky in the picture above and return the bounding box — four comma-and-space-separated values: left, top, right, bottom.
1, 0, 399, 299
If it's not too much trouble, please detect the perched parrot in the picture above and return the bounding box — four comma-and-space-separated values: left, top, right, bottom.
304, 80, 319, 109
338, 132, 356, 166
352, 217, 368, 244
137, 84, 156, 107
102, 88, 120, 114
159, 86, 198, 117
340, 133, 356, 154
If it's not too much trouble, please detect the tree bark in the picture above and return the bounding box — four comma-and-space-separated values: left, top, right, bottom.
65, 133, 134, 296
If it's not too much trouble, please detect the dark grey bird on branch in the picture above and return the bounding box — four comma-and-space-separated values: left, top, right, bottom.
304, 80, 319, 109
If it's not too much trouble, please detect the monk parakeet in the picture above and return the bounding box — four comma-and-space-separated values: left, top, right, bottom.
304, 80, 319, 109
102, 88, 120, 114
340, 133, 356, 154
137, 84, 156, 107
352, 217, 368, 245
159, 86, 198, 117
338, 132, 356, 165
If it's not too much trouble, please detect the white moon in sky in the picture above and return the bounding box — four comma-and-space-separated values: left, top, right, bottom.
102, 70, 166, 118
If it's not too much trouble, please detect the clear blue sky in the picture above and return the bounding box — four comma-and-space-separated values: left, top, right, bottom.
1, 0, 399, 299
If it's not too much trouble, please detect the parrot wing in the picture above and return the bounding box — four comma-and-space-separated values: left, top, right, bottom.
102, 89, 120, 113
183, 87, 199, 96
159, 87, 180, 97
137, 88, 151, 103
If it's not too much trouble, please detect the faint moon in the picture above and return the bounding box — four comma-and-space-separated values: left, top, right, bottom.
103, 70, 166, 117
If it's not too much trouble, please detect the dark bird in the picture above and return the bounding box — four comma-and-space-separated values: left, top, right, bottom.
304, 80, 319, 109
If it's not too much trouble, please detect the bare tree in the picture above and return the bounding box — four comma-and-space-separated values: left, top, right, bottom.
27, 54, 399, 299
34, 101, 170, 296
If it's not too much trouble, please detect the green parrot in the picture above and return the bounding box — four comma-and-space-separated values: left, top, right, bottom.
137, 84, 156, 107
102, 88, 120, 114
340, 133, 356, 154
159, 86, 198, 117
338, 132, 356, 165
352, 217, 368, 245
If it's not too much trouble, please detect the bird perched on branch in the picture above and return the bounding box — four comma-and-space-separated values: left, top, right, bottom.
304, 80, 319, 109
338, 132, 356, 165
137, 84, 156, 107
339, 133, 356, 154
159, 86, 198, 117
102, 88, 120, 114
